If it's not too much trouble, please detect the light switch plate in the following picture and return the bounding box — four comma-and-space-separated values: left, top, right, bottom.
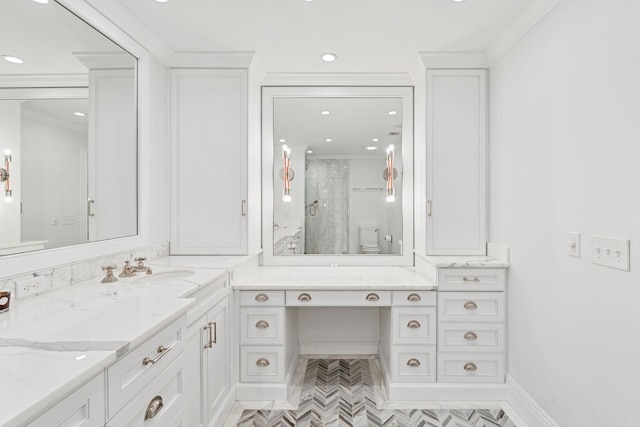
568, 232, 580, 257
591, 235, 630, 271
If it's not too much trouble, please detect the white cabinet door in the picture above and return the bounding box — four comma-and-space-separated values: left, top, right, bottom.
170, 69, 248, 255
185, 311, 207, 427
426, 69, 487, 255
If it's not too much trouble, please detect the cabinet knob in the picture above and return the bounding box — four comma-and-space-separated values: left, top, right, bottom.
464, 301, 478, 310
255, 320, 270, 329
463, 362, 478, 372
407, 320, 421, 329
255, 293, 269, 302
144, 395, 164, 420
464, 331, 478, 341
407, 293, 421, 302
463, 276, 480, 283
256, 358, 270, 367
407, 358, 421, 367
298, 293, 312, 302
366, 293, 380, 302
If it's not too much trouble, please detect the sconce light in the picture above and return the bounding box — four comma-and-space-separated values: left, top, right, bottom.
1, 150, 11, 203
383, 144, 396, 203
279, 145, 295, 202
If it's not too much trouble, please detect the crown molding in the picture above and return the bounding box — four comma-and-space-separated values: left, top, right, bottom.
74, 52, 136, 70
486, 0, 562, 65
0, 75, 88, 88
261, 72, 413, 86
170, 52, 255, 69
419, 52, 488, 69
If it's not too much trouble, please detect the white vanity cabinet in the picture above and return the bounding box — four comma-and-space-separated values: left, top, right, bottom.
426, 69, 488, 255
170, 68, 248, 255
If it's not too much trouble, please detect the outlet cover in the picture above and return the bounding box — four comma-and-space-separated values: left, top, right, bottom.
15, 276, 45, 299
591, 235, 630, 271
568, 232, 580, 257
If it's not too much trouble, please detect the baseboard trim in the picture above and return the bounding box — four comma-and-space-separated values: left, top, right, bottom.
387, 383, 508, 401
209, 385, 237, 427
235, 383, 288, 401
506, 375, 560, 427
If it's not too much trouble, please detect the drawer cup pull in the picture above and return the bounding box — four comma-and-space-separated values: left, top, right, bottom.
298, 293, 312, 302
142, 345, 172, 366
255, 320, 270, 329
144, 395, 163, 420
464, 301, 478, 310
464, 331, 478, 341
407, 293, 421, 302
256, 358, 270, 367
407, 358, 421, 367
255, 293, 269, 302
366, 293, 380, 302
407, 320, 421, 329
463, 276, 480, 283
463, 362, 478, 372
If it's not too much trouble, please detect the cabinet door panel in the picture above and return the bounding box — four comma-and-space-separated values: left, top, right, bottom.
205, 298, 230, 422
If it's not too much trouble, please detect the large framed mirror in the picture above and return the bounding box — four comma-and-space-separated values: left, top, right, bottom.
262, 86, 414, 266
0, 0, 137, 257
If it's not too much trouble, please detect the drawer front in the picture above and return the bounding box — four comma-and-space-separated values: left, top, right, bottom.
438, 292, 505, 322
391, 291, 437, 306
28, 373, 105, 427
107, 352, 187, 426
239, 290, 285, 306
107, 316, 186, 419
285, 290, 391, 307
240, 346, 285, 383
393, 307, 436, 345
437, 353, 505, 383
391, 346, 436, 383
240, 307, 285, 345
438, 322, 505, 353
438, 268, 506, 291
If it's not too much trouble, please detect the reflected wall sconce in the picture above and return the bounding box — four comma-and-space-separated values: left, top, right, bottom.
1, 150, 12, 203
383, 144, 396, 203
279, 145, 295, 202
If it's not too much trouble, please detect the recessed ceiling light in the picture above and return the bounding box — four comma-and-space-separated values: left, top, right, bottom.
325, 138, 332, 142
154, 0, 169, 3
453, 0, 466, 2
2, 55, 24, 64
279, 139, 286, 142
366, 146, 378, 151
321, 53, 337, 62
321, 110, 330, 115
74, 112, 86, 117
388, 110, 397, 116
32, 0, 49, 4
372, 138, 379, 142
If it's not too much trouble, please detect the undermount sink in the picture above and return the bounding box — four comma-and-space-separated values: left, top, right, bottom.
131, 269, 195, 284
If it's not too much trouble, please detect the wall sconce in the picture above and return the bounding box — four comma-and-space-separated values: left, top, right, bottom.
383, 144, 396, 203
0, 150, 11, 203
279, 144, 295, 202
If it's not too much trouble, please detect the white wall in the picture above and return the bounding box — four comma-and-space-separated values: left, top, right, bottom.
0, 102, 21, 249
489, 1, 640, 426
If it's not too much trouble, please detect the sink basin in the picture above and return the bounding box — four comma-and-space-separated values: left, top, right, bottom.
131, 269, 195, 284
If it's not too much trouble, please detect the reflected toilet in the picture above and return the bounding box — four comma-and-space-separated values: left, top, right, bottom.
359, 225, 381, 254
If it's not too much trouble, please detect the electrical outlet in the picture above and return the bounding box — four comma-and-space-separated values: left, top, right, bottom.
15, 276, 45, 299
568, 232, 580, 257
591, 235, 630, 271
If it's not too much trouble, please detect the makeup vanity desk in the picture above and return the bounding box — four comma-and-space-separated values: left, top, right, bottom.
232, 263, 508, 401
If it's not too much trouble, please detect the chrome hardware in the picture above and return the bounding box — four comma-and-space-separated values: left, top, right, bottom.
87, 199, 95, 217
463, 362, 478, 372
366, 293, 380, 302
142, 345, 172, 366
407, 358, 421, 367
204, 321, 215, 349
242, 199, 247, 216
255, 320, 270, 329
407, 320, 421, 329
464, 331, 478, 341
464, 301, 478, 310
463, 276, 480, 283
407, 293, 421, 302
255, 293, 269, 302
427, 200, 432, 217
144, 396, 164, 420
256, 358, 270, 367
101, 265, 118, 283
119, 260, 136, 277
298, 293, 312, 302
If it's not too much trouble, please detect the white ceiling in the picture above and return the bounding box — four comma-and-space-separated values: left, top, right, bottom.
110, 0, 536, 72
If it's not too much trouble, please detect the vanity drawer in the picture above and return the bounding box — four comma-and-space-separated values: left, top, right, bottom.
438, 292, 505, 322
107, 352, 187, 426
393, 307, 436, 345
240, 346, 285, 383
392, 291, 436, 306
285, 290, 391, 306
107, 316, 186, 419
438, 268, 506, 291
438, 322, 505, 352
391, 345, 436, 383
239, 290, 285, 306
437, 353, 505, 383
240, 307, 285, 345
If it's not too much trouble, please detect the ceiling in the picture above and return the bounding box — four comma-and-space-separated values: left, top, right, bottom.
109, 0, 536, 72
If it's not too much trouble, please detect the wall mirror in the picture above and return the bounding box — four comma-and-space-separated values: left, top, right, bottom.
0, 0, 137, 256
262, 86, 414, 266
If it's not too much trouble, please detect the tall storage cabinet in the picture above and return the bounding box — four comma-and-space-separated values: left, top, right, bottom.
170, 68, 248, 255
426, 69, 488, 255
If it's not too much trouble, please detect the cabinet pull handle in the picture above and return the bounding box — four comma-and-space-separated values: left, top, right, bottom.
464, 301, 478, 310
366, 292, 380, 302
407, 293, 421, 302
204, 321, 214, 349
212, 321, 217, 344
298, 293, 312, 302
463, 277, 480, 283
427, 200, 432, 217
463, 362, 478, 372
407, 358, 421, 367
255, 293, 269, 302
142, 345, 172, 366
407, 320, 421, 329
464, 331, 478, 341
255, 320, 270, 329
241, 199, 247, 217
256, 358, 270, 367
87, 199, 95, 217
144, 396, 164, 420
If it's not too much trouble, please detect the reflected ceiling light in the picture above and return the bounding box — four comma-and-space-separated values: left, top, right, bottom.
2, 55, 24, 64
74, 112, 86, 117
75, 355, 87, 361
387, 110, 397, 116
154, 0, 169, 3
366, 146, 378, 151
453, 0, 466, 2
307, 150, 313, 154
325, 138, 332, 142
321, 110, 330, 115
321, 53, 337, 62
372, 138, 379, 142
279, 139, 286, 142
32, 0, 49, 3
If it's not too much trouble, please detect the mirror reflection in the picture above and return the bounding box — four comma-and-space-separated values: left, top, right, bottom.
273, 97, 403, 256
0, 0, 137, 256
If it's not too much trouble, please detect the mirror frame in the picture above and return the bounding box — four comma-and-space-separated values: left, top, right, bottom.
0, 0, 150, 278
261, 86, 414, 266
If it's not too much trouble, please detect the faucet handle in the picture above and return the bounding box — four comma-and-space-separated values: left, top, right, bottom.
134, 256, 147, 265
101, 265, 118, 283
102, 265, 117, 272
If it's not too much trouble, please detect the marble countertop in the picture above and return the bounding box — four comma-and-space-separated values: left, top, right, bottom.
422, 255, 510, 268
232, 266, 436, 290
0, 263, 228, 427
